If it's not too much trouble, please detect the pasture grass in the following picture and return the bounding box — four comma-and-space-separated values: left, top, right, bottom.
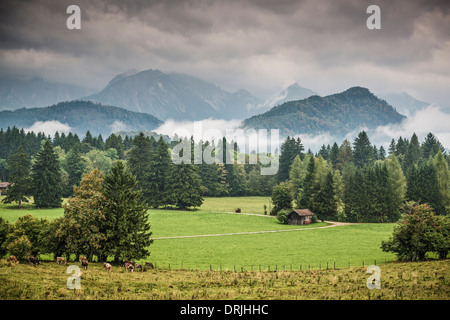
0, 259, 448, 300
0, 195, 397, 270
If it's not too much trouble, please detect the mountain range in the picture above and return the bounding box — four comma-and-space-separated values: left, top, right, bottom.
0, 68, 432, 139
241, 87, 406, 137
0, 76, 95, 111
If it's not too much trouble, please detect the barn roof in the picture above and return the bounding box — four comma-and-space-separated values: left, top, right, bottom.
290, 209, 315, 216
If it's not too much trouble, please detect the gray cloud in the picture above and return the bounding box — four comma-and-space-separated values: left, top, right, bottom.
0, 0, 449, 107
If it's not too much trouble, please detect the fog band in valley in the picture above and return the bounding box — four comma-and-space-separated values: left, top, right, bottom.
171, 121, 279, 175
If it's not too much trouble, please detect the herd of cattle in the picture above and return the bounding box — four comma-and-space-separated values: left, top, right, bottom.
6, 255, 155, 272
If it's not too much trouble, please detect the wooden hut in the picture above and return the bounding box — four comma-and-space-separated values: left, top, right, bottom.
0, 182, 10, 195
287, 209, 315, 225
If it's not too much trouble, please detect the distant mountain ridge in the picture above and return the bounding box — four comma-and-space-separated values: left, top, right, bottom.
0, 100, 162, 137
0, 76, 95, 111
242, 86, 406, 137
84, 69, 262, 121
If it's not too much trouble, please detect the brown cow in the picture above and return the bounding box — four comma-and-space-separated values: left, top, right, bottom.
80, 257, 88, 270
28, 256, 40, 267
125, 262, 134, 272
56, 257, 67, 265
103, 262, 113, 272
6, 255, 19, 264
144, 262, 154, 271
123, 260, 133, 267
134, 263, 142, 272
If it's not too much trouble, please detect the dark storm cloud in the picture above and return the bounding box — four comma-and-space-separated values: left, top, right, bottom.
0, 0, 449, 105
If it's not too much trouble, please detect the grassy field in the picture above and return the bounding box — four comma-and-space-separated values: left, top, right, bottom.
1, 195, 448, 301
0, 259, 448, 300
0, 196, 397, 270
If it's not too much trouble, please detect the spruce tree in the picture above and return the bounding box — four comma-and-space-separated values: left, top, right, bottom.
352, 131, 373, 168
152, 137, 171, 207
2, 146, 32, 208
31, 140, 63, 208
297, 156, 315, 210
329, 142, 340, 169
127, 132, 158, 205
336, 139, 353, 170
64, 142, 86, 195
422, 132, 444, 160
165, 161, 204, 209
316, 171, 337, 220
101, 161, 152, 262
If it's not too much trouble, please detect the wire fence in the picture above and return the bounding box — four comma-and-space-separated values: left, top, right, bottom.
146, 260, 389, 272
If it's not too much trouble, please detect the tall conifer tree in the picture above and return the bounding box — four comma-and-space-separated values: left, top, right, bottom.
31, 140, 62, 208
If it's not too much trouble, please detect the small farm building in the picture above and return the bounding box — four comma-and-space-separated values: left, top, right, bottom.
287, 209, 315, 225
0, 182, 10, 195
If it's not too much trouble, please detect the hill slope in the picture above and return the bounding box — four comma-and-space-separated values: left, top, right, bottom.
0, 100, 163, 137
241, 87, 406, 137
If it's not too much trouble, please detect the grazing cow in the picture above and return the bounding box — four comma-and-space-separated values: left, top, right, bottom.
28, 256, 40, 267
123, 260, 133, 267
56, 257, 67, 265
125, 262, 134, 272
103, 262, 113, 272
80, 257, 88, 270
144, 262, 154, 271
134, 263, 142, 272
7, 255, 19, 264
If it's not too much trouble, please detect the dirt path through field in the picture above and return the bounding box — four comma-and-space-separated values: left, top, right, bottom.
152, 214, 358, 240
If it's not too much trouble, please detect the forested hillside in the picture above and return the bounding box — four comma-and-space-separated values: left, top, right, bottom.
0, 100, 163, 137
242, 87, 406, 136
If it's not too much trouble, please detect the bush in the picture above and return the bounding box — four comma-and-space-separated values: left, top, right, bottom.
5, 235, 32, 261
271, 183, 292, 216
276, 209, 291, 224
381, 204, 449, 261
0, 217, 10, 258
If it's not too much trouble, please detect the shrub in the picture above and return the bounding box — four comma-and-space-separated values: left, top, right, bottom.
381, 204, 449, 261
276, 209, 291, 224
6, 235, 32, 261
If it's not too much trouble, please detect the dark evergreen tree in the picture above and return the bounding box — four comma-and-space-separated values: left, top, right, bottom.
152, 137, 172, 207
406, 160, 445, 214
352, 131, 373, 168
329, 142, 340, 169
422, 132, 445, 160
378, 146, 386, 160
403, 133, 421, 172
277, 136, 304, 183
101, 161, 152, 262
315, 171, 337, 220
165, 161, 204, 209
336, 139, 353, 170
2, 146, 32, 208
105, 133, 124, 159
127, 132, 158, 205
64, 142, 86, 196
30, 140, 63, 208
297, 156, 315, 210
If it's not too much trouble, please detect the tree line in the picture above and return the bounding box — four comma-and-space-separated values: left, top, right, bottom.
272, 131, 450, 223
1, 126, 449, 219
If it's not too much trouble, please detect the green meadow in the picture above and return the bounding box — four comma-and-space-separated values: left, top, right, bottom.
0, 196, 397, 270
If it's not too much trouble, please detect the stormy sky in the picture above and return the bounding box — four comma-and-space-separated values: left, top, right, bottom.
1, 0, 449, 107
